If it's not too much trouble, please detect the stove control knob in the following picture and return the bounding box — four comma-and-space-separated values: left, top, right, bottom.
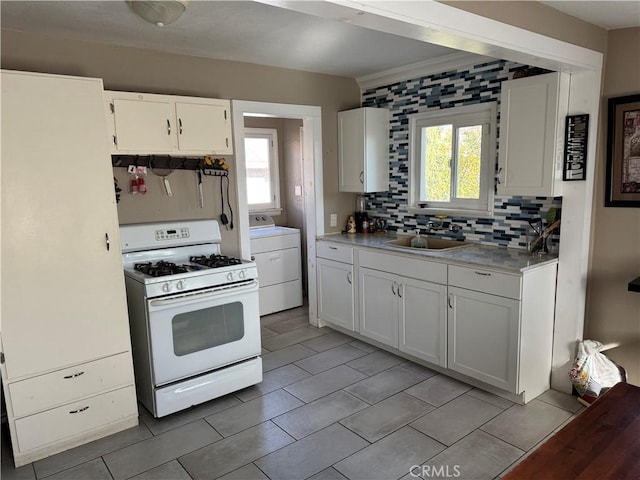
239, 269, 246, 280
162, 283, 170, 293
227, 272, 235, 282
176, 280, 185, 291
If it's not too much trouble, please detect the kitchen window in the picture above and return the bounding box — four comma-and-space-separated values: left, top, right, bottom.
408, 103, 496, 216
244, 127, 280, 212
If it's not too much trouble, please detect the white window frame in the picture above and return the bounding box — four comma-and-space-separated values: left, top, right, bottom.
244, 127, 280, 213
408, 103, 496, 217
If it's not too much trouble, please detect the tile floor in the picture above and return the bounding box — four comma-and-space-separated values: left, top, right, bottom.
1, 304, 584, 480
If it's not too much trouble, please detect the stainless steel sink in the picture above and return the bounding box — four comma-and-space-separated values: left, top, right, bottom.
385, 237, 473, 251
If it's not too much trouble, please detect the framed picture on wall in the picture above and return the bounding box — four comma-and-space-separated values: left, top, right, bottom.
606, 93, 640, 207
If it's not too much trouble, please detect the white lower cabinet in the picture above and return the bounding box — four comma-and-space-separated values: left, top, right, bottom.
358, 250, 448, 357
399, 277, 448, 367
447, 286, 520, 392
316, 243, 356, 331
316, 241, 557, 403
359, 267, 399, 348
447, 264, 557, 400
360, 267, 447, 363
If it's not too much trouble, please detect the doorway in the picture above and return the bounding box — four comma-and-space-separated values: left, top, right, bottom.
232, 101, 323, 326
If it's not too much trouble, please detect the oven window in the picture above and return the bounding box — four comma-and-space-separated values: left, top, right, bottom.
172, 302, 245, 356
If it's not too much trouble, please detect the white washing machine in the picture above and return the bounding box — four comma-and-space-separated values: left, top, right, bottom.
249, 215, 303, 316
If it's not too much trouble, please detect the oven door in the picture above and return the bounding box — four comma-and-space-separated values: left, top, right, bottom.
146, 279, 260, 386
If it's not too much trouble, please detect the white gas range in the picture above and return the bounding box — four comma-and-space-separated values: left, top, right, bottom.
120, 219, 262, 418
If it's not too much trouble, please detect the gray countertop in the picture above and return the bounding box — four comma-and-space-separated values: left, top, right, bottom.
317, 232, 558, 273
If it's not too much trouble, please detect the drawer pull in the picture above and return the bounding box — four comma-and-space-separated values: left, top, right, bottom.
69, 406, 89, 414
328, 246, 338, 250
63, 371, 85, 379
474, 271, 491, 276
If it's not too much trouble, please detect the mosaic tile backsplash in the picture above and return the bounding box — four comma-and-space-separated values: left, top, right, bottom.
361, 59, 562, 251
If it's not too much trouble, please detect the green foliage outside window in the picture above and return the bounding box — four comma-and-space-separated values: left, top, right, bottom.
422, 124, 482, 202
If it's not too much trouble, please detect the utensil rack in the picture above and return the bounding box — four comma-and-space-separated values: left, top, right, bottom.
111, 155, 229, 176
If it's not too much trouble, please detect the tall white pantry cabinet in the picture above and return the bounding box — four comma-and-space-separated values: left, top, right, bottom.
0, 71, 138, 466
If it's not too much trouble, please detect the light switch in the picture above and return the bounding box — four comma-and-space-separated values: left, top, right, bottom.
294, 185, 302, 196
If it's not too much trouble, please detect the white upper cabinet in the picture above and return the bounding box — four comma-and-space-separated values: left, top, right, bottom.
175, 101, 231, 153
105, 91, 233, 155
497, 72, 570, 197
338, 107, 389, 193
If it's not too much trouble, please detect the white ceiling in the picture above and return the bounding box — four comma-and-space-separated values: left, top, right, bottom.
539, 1, 640, 30
1, 1, 638, 80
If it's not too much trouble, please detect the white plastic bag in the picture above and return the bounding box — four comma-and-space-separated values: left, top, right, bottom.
568, 340, 626, 403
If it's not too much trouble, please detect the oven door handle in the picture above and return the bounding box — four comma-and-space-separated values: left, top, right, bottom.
149, 280, 258, 307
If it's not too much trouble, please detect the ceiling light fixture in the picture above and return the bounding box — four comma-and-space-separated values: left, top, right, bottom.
127, 0, 188, 27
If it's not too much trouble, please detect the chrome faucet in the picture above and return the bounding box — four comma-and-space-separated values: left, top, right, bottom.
427, 218, 461, 233
427, 218, 444, 232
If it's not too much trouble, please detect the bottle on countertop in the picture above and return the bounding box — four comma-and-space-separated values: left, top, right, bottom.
410, 229, 428, 248
346, 215, 356, 234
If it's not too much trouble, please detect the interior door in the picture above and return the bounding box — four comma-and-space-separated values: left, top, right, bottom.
1, 71, 132, 380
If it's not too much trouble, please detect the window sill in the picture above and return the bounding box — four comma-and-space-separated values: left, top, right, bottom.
249, 208, 283, 217
407, 206, 494, 218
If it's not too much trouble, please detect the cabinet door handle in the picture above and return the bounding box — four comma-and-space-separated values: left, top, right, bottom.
448, 293, 454, 309
105, 233, 110, 251
398, 284, 403, 298
347, 271, 352, 284
497, 167, 503, 185
63, 371, 85, 379
391, 281, 396, 296
178, 118, 183, 135
359, 171, 364, 184
69, 406, 90, 414
474, 271, 491, 276
167, 119, 171, 135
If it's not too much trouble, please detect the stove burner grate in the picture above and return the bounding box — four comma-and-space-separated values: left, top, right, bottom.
134, 261, 191, 277
190, 254, 242, 268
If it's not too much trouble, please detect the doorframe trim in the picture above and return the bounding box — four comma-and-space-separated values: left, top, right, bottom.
232, 100, 323, 325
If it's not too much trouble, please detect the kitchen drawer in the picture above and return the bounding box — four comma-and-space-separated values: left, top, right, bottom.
15, 385, 137, 453
316, 242, 353, 264
359, 249, 447, 284
9, 352, 133, 418
448, 265, 521, 299
253, 248, 300, 287
251, 233, 299, 254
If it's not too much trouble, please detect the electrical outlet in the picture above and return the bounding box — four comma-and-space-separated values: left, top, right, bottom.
330, 213, 337, 227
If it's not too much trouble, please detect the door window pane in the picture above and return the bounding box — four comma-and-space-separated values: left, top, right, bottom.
172, 302, 244, 356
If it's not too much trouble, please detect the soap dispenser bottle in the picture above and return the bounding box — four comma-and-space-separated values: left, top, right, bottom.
410, 229, 428, 248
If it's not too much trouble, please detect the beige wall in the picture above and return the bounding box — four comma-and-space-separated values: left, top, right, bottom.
1, 29, 360, 255
586, 27, 640, 386
440, 1, 607, 53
